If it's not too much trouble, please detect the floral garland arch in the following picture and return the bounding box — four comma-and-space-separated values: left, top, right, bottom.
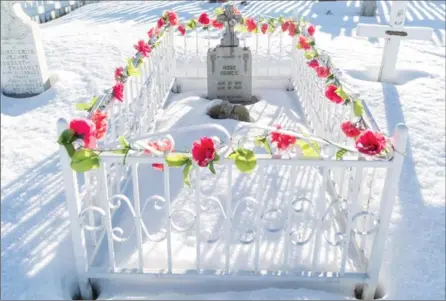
58, 5, 393, 185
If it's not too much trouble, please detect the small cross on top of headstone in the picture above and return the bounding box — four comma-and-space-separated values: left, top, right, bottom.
217, 5, 242, 47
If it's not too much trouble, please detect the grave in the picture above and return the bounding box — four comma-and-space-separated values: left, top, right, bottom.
1, 1, 50, 97
207, 5, 254, 104
356, 0, 432, 83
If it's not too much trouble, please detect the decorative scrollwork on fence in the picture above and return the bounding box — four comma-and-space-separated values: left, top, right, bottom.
79, 206, 105, 232
232, 196, 259, 245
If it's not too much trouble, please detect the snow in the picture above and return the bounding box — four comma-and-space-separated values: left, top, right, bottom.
1, 0, 445, 300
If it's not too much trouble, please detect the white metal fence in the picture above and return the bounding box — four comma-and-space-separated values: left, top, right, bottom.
58, 29, 408, 300
18, 0, 98, 23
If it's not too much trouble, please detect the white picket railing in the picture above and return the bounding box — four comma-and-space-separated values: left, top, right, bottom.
19, 0, 98, 24
58, 29, 408, 300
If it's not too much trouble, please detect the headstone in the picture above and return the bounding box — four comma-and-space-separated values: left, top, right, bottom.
207, 5, 253, 104
356, 1, 432, 83
1, 1, 50, 97
360, 0, 377, 17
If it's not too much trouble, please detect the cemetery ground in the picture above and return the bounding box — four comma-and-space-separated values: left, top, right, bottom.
1, 1, 445, 300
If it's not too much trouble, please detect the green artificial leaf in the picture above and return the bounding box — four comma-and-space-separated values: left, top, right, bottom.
183, 160, 193, 187
234, 148, 257, 173
75, 96, 99, 112
70, 149, 100, 173
202, 26, 209, 31
165, 153, 190, 167
335, 87, 350, 101
336, 148, 348, 160
295, 140, 320, 157
353, 99, 365, 117
277, 16, 284, 25
268, 18, 275, 26
209, 161, 216, 175
304, 51, 317, 60
215, 7, 224, 15
136, 58, 144, 68
112, 148, 129, 154
64, 144, 76, 158
126, 59, 140, 76
58, 129, 76, 145
227, 151, 238, 159
309, 41, 315, 46
213, 153, 220, 163
186, 19, 197, 30
119, 136, 129, 148
255, 136, 272, 155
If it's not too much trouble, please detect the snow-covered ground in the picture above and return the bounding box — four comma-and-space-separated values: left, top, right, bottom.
1, 1, 445, 300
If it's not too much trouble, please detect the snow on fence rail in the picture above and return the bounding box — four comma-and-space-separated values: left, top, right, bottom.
58, 28, 408, 300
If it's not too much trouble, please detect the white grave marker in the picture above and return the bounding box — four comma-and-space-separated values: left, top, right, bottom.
356, 1, 432, 83
1, 1, 50, 97
207, 5, 253, 103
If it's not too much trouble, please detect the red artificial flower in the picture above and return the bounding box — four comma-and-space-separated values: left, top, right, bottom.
144, 139, 174, 171
261, 23, 268, 34
246, 18, 257, 32
307, 59, 319, 69
112, 82, 124, 102
298, 35, 311, 50
91, 110, 108, 140
134, 40, 152, 57
341, 121, 361, 138
316, 66, 330, 78
307, 24, 315, 36
270, 125, 297, 151
157, 18, 165, 28
211, 19, 224, 29
355, 130, 387, 156
288, 22, 297, 36
115, 66, 124, 81
167, 11, 178, 26
324, 84, 343, 104
191, 137, 216, 167
69, 118, 97, 149
148, 28, 155, 39
281, 20, 290, 32
198, 13, 210, 25
178, 24, 186, 36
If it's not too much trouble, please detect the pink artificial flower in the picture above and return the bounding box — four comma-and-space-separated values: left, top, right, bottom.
167, 11, 178, 26
178, 24, 186, 36
270, 125, 297, 150
112, 82, 124, 102
134, 40, 152, 57
191, 137, 216, 167
316, 66, 330, 78
69, 118, 97, 149
144, 139, 174, 172
115, 66, 124, 81
298, 35, 311, 50
281, 20, 290, 32
341, 121, 361, 138
307, 59, 319, 69
261, 23, 268, 34
246, 18, 257, 32
307, 24, 315, 36
91, 110, 108, 140
288, 22, 297, 36
355, 130, 387, 155
324, 84, 344, 104
211, 19, 224, 29
198, 12, 210, 25
148, 28, 155, 39
157, 17, 165, 28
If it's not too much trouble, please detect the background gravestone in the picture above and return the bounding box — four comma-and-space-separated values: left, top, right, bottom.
207, 5, 253, 104
1, 1, 50, 97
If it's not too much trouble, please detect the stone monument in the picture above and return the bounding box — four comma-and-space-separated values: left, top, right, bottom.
207, 5, 253, 104
1, 1, 50, 97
